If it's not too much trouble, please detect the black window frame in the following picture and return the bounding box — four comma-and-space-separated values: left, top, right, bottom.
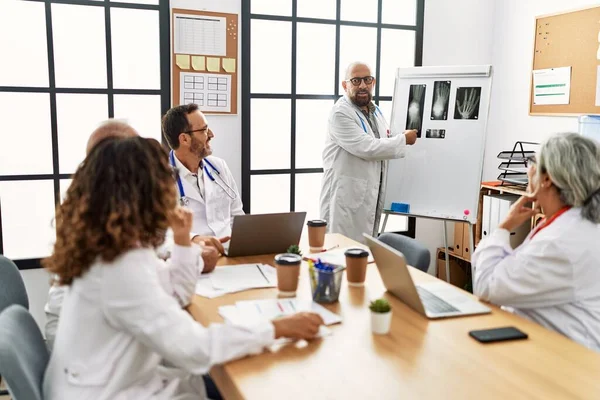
0, 0, 172, 269
241, 0, 424, 237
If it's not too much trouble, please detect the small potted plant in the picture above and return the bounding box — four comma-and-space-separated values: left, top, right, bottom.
369, 298, 392, 335
286, 244, 302, 257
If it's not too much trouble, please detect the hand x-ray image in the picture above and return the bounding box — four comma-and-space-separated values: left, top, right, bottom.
426, 129, 445, 139
454, 87, 481, 120
406, 84, 427, 137
430, 81, 451, 120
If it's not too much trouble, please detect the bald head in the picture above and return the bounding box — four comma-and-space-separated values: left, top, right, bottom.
344, 62, 371, 80
86, 119, 139, 154
342, 62, 375, 109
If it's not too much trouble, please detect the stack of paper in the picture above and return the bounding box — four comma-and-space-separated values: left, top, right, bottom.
195, 264, 277, 298
218, 298, 342, 326
219, 299, 342, 340
305, 247, 374, 266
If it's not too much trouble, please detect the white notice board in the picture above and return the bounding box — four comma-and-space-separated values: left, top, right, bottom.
384, 65, 493, 224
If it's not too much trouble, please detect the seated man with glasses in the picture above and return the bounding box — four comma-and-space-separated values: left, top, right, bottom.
162, 104, 243, 256
320, 61, 418, 243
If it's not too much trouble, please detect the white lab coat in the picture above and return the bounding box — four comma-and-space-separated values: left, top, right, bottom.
43, 245, 276, 400
472, 208, 600, 352
320, 96, 407, 243
172, 155, 244, 238
44, 243, 205, 350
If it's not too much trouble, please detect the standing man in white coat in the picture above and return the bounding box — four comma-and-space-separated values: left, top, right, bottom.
320, 62, 418, 243
162, 104, 244, 254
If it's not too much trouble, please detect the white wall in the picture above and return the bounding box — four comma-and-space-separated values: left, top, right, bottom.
417, 0, 496, 273
171, 0, 243, 187
483, 0, 600, 180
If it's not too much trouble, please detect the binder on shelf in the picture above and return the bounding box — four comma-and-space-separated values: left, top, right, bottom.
462, 223, 472, 261
453, 222, 464, 257
481, 195, 492, 239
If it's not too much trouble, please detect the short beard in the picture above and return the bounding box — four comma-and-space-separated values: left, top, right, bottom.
190, 136, 209, 159
352, 91, 372, 107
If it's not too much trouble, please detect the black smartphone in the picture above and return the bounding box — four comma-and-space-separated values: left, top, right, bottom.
469, 327, 528, 343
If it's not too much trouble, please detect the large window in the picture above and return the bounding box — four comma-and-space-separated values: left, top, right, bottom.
0, 0, 170, 269
242, 0, 423, 234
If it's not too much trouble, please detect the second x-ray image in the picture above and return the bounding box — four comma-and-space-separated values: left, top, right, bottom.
430, 81, 451, 120
406, 84, 427, 137
426, 129, 445, 139
454, 87, 481, 120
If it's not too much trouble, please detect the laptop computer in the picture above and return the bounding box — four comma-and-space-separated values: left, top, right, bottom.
364, 234, 491, 319
223, 212, 307, 257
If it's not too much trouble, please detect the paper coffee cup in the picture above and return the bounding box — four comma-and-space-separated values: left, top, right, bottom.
307, 219, 327, 252
344, 248, 369, 287
274, 253, 302, 297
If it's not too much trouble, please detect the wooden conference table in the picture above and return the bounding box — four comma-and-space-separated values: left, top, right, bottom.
188, 233, 600, 399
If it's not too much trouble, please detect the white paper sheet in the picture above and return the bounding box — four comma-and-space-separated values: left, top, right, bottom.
218, 299, 338, 345
180, 72, 231, 113
532, 67, 571, 105
306, 247, 374, 266
174, 14, 226, 56
195, 264, 276, 298
232, 298, 342, 326
210, 264, 276, 290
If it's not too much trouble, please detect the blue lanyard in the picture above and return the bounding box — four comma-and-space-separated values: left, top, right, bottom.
355, 112, 367, 133
170, 150, 186, 200
355, 106, 383, 134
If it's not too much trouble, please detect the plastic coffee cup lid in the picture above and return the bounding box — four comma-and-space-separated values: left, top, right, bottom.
274, 253, 302, 265
344, 248, 369, 258
307, 219, 327, 227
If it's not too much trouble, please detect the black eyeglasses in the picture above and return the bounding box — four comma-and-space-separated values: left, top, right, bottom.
185, 126, 209, 135
346, 76, 375, 86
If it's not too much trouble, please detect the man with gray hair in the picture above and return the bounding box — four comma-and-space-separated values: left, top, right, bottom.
319, 61, 418, 243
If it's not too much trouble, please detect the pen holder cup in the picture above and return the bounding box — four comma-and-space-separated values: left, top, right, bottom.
309, 263, 345, 303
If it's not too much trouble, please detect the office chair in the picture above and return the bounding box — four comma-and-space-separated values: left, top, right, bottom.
0, 255, 29, 313
0, 255, 31, 396
0, 305, 49, 400
378, 233, 430, 272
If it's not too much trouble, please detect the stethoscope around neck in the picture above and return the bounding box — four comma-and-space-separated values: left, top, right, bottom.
170, 150, 237, 205
355, 105, 385, 133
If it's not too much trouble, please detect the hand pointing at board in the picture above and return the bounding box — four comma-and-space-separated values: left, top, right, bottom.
404, 129, 418, 145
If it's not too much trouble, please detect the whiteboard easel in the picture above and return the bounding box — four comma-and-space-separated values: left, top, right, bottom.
384, 65, 493, 284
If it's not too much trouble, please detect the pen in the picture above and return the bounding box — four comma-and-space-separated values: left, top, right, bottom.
256, 264, 270, 284
318, 245, 340, 253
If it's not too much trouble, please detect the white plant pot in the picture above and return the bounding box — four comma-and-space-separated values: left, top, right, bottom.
370, 311, 392, 335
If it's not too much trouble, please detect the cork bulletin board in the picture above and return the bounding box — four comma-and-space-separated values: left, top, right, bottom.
530, 5, 600, 115
172, 9, 238, 115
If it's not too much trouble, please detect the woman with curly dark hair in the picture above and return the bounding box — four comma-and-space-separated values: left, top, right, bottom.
42, 136, 324, 400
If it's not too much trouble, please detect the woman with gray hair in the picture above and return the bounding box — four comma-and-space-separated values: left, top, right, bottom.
473, 133, 600, 351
